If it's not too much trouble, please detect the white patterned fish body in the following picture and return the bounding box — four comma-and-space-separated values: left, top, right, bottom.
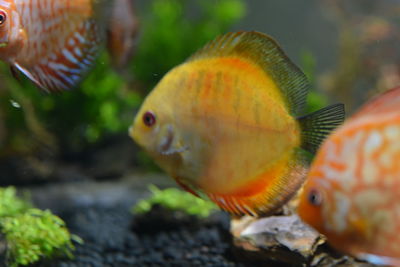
298, 87, 400, 266
0, 0, 136, 92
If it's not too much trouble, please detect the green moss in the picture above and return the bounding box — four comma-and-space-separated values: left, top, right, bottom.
133, 185, 218, 218
0, 187, 31, 217
0, 187, 80, 267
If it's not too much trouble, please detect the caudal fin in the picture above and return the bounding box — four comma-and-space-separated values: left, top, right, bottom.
298, 104, 345, 154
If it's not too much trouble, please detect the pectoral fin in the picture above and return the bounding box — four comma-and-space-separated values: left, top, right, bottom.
298, 103, 345, 153
158, 125, 188, 155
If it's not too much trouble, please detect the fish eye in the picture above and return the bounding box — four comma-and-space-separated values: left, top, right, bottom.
307, 189, 323, 206
0, 11, 6, 25
143, 111, 156, 127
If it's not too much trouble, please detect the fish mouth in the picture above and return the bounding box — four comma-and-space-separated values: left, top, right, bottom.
158, 125, 188, 155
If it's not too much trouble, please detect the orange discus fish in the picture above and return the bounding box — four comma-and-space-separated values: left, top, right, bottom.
0, 0, 137, 92
130, 31, 345, 216
298, 87, 400, 266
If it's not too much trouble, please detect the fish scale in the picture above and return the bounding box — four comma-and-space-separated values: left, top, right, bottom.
0, 0, 137, 92
25, 20, 100, 90
298, 87, 400, 266
130, 31, 345, 216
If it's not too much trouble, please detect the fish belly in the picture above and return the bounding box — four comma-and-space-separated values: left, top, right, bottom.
168, 60, 301, 195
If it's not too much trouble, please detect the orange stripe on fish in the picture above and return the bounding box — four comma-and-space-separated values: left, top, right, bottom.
298, 87, 400, 266
130, 31, 345, 216
204, 151, 307, 216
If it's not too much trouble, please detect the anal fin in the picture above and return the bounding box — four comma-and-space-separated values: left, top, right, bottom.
175, 178, 201, 198
206, 151, 308, 217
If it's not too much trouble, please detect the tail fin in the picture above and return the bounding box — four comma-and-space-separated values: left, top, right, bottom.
298, 104, 345, 153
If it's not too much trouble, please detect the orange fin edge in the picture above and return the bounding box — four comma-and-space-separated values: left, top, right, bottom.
175, 179, 201, 198
207, 151, 308, 217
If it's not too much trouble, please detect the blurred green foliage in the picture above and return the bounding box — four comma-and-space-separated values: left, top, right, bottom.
300, 50, 329, 114
133, 0, 246, 86
0, 187, 79, 266
0, 187, 31, 217
133, 185, 218, 218
0, 0, 246, 155
0, 55, 137, 153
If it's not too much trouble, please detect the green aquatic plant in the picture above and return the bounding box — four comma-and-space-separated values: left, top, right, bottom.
133, 185, 218, 218
0, 187, 31, 217
132, 0, 246, 87
0, 0, 246, 155
2, 209, 79, 267
0, 55, 141, 148
0, 187, 79, 266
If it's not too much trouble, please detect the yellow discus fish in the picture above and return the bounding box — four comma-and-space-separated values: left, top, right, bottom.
130, 31, 345, 216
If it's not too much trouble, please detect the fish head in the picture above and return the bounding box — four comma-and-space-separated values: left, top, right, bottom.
298, 135, 342, 235
298, 168, 328, 234
299, 170, 373, 256
298, 137, 365, 252
129, 97, 186, 173
0, 1, 24, 54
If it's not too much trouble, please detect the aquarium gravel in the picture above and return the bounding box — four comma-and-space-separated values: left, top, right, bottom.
43, 203, 242, 267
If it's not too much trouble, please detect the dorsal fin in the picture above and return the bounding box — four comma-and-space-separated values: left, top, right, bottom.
187, 31, 310, 116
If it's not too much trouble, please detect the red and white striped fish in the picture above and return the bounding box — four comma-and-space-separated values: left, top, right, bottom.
0, 0, 137, 92
298, 87, 400, 266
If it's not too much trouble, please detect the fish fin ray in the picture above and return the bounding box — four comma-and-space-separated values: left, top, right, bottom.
187, 31, 310, 115
10, 66, 22, 82
298, 103, 345, 154
205, 151, 308, 216
175, 178, 201, 198
13, 63, 47, 89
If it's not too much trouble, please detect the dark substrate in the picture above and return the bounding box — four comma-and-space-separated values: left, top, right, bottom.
1, 137, 299, 267
38, 204, 241, 267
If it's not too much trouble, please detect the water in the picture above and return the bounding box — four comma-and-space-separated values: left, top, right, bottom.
0, 1, 399, 266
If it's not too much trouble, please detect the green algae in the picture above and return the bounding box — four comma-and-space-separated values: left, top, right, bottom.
133, 185, 218, 218
0, 187, 80, 266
